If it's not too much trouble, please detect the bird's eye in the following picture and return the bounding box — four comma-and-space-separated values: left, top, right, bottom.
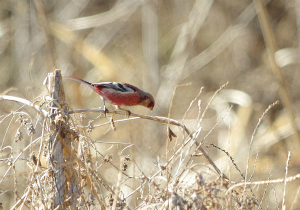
149, 102, 154, 107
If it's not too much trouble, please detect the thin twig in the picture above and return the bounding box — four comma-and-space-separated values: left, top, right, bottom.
0, 137, 42, 184
0, 95, 48, 117
226, 172, 300, 195
68, 108, 192, 136
112, 156, 124, 210
282, 151, 291, 210
243, 101, 279, 197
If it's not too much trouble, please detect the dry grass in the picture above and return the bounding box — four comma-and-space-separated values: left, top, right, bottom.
1, 0, 300, 209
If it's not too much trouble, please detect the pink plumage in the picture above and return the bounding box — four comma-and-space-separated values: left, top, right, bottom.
65, 76, 155, 111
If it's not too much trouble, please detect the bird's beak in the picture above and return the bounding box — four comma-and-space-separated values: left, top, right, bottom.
149, 107, 153, 111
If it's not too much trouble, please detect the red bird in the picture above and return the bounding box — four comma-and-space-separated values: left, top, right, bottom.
65, 76, 155, 112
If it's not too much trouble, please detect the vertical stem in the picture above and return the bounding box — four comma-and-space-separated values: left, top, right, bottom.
142, 0, 160, 92
253, 0, 300, 151
48, 69, 66, 207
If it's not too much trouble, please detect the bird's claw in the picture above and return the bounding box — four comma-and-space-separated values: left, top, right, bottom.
125, 110, 131, 118
116, 106, 130, 117
103, 106, 109, 117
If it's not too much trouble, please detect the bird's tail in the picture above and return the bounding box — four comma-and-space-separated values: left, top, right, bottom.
64, 76, 94, 88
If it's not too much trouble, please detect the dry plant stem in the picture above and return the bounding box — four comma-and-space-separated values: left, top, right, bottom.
0, 113, 15, 149
226, 172, 300, 196
0, 137, 41, 184
291, 184, 300, 209
129, 123, 137, 208
142, 0, 160, 91
198, 82, 229, 127
68, 108, 226, 179
165, 83, 190, 207
171, 87, 202, 179
249, 153, 259, 183
48, 70, 67, 206
68, 109, 191, 136
282, 151, 291, 210
268, 167, 280, 210
40, 70, 105, 208
0, 95, 48, 117
177, 105, 232, 183
182, 87, 203, 124
253, 0, 300, 151
126, 142, 225, 200
112, 156, 125, 210
90, 138, 156, 167
156, 0, 213, 109
56, 129, 107, 208
11, 121, 48, 210
10, 187, 31, 210
13, 166, 17, 202
257, 173, 270, 210
17, 133, 45, 209
33, 0, 56, 67
243, 102, 278, 198
205, 143, 243, 179
184, 1, 271, 80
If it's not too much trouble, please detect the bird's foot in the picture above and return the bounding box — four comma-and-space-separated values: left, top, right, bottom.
116, 106, 131, 117
125, 110, 131, 118
101, 106, 109, 117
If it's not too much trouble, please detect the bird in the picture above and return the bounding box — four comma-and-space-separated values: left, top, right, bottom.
64, 76, 155, 114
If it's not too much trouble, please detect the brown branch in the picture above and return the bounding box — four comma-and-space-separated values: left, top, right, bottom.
47, 70, 67, 206
68, 108, 191, 136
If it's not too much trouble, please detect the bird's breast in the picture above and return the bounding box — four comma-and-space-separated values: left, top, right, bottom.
96, 87, 140, 106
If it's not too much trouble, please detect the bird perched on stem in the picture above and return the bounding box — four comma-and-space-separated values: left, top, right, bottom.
64, 76, 155, 114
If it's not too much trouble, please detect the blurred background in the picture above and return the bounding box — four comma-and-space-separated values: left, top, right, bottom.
1, 0, 300, 208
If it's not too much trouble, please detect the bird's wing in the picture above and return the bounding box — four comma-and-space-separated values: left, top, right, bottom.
96, 82, 136, 93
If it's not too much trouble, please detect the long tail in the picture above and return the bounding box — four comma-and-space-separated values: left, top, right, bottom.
64, 76, 94, 88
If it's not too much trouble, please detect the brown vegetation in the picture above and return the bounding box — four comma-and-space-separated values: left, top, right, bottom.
1, 0, 300, 209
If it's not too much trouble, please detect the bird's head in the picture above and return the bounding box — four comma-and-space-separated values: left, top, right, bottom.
140, 92, 155, 111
